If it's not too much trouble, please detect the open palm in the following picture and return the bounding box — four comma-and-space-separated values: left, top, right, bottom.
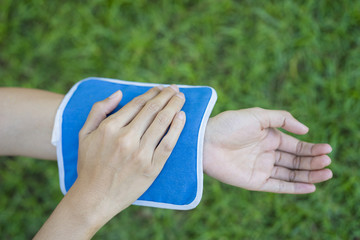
203, 108, 332, 194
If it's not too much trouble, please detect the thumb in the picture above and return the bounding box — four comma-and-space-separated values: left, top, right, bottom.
254, 108, 309, 135
80, 90, 123, 137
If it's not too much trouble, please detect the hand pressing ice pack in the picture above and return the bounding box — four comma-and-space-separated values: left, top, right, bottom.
52, 77, 217, 210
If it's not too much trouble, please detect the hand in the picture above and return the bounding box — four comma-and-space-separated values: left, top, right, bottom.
35, 85, 186, 239
203, 107, 332, 194
76, 85, 186, 219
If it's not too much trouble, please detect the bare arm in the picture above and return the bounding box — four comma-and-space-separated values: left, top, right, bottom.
0, 87, 63, 160
203, 108, 333, 194
0, 87, 332, 194
34, 86, 186, 239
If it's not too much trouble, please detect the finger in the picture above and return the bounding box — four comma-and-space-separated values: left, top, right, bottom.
277, 130, 333, 156
128, 85, 179, 137
271, 166, 333, 183
260, 178, 316, 194
275, 151, 332, 170
252, 108, 309, 134
80, 90, 122, 137
141, 92, 185, 150
107, 86, 163, 126
152, 111, 186, 171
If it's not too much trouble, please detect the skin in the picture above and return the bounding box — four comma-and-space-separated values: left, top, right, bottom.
0, 86, 333, 238
203, 108, 332, 193
0, 88, 62, 160
35, 85, 186, 239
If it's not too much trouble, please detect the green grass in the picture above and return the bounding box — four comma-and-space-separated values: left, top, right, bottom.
1, 0, 359, 239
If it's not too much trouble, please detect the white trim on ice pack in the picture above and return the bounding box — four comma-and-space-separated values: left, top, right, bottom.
51, 77, 217, 210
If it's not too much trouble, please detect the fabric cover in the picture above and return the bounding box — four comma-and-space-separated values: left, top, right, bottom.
52, 77, 217, 210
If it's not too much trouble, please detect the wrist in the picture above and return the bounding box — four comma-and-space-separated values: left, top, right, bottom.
63, 179, 113, 233
34, 179, 112, 239
203, 118, 216, 175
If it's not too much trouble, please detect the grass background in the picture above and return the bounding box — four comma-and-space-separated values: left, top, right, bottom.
0, 0, 359, 239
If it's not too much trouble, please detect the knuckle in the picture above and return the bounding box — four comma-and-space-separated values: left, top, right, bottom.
165, 85, 177, 94
132, 96, 147, 108
136, 149, 149, 163
252, 107, 263, 112
118, 129, 135, 145
279, 110, 293, 120
92, 101, 104, 112
273, 130, 282, 148
142, 166, 158, 178
292, 156, 301, 169
146, 101, 161, 113
155, 143, 173, 160
133, 150, 153, 173
309, 157, 315, 169
284, 111, 293, 118
78, 128, 85, 139
310, 144, 315, 155
278, 181, 286, 192
173, 93, 185, 103
280, 110, 290, 115
156, 110, 172, 125
282, 111, 293, 120
162, 141, 174, 153
276, 152, 282, 164
273, 167, 280, 177
151, 86, 162, 94
172, 117, 183, 130
100, 121, 117, 136
289, 171, 296, 182
117, 137, 133, 152
307, 171, 312, 183
280, 115, 287, 128
296, 141, 305, 154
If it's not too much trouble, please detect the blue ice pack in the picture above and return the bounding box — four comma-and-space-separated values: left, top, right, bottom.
52, 77, 217, 210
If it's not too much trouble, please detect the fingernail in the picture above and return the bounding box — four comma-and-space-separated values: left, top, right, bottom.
109, 90, 120, 99
322, 155, 331, 166
298, 122, 309, 132
176, 92, 185, 99
297, 184, 316, 193
177, 111, 185, 120
170, 84, 179, 92
326, 144, 333, 153
326, 169, 333, 179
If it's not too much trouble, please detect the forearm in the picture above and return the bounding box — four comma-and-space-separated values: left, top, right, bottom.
0, 87, 214, 167
34, 180, 111, 240
35, 85, 186, 238
0, 87, 215, 165
0, 87, 63, 160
